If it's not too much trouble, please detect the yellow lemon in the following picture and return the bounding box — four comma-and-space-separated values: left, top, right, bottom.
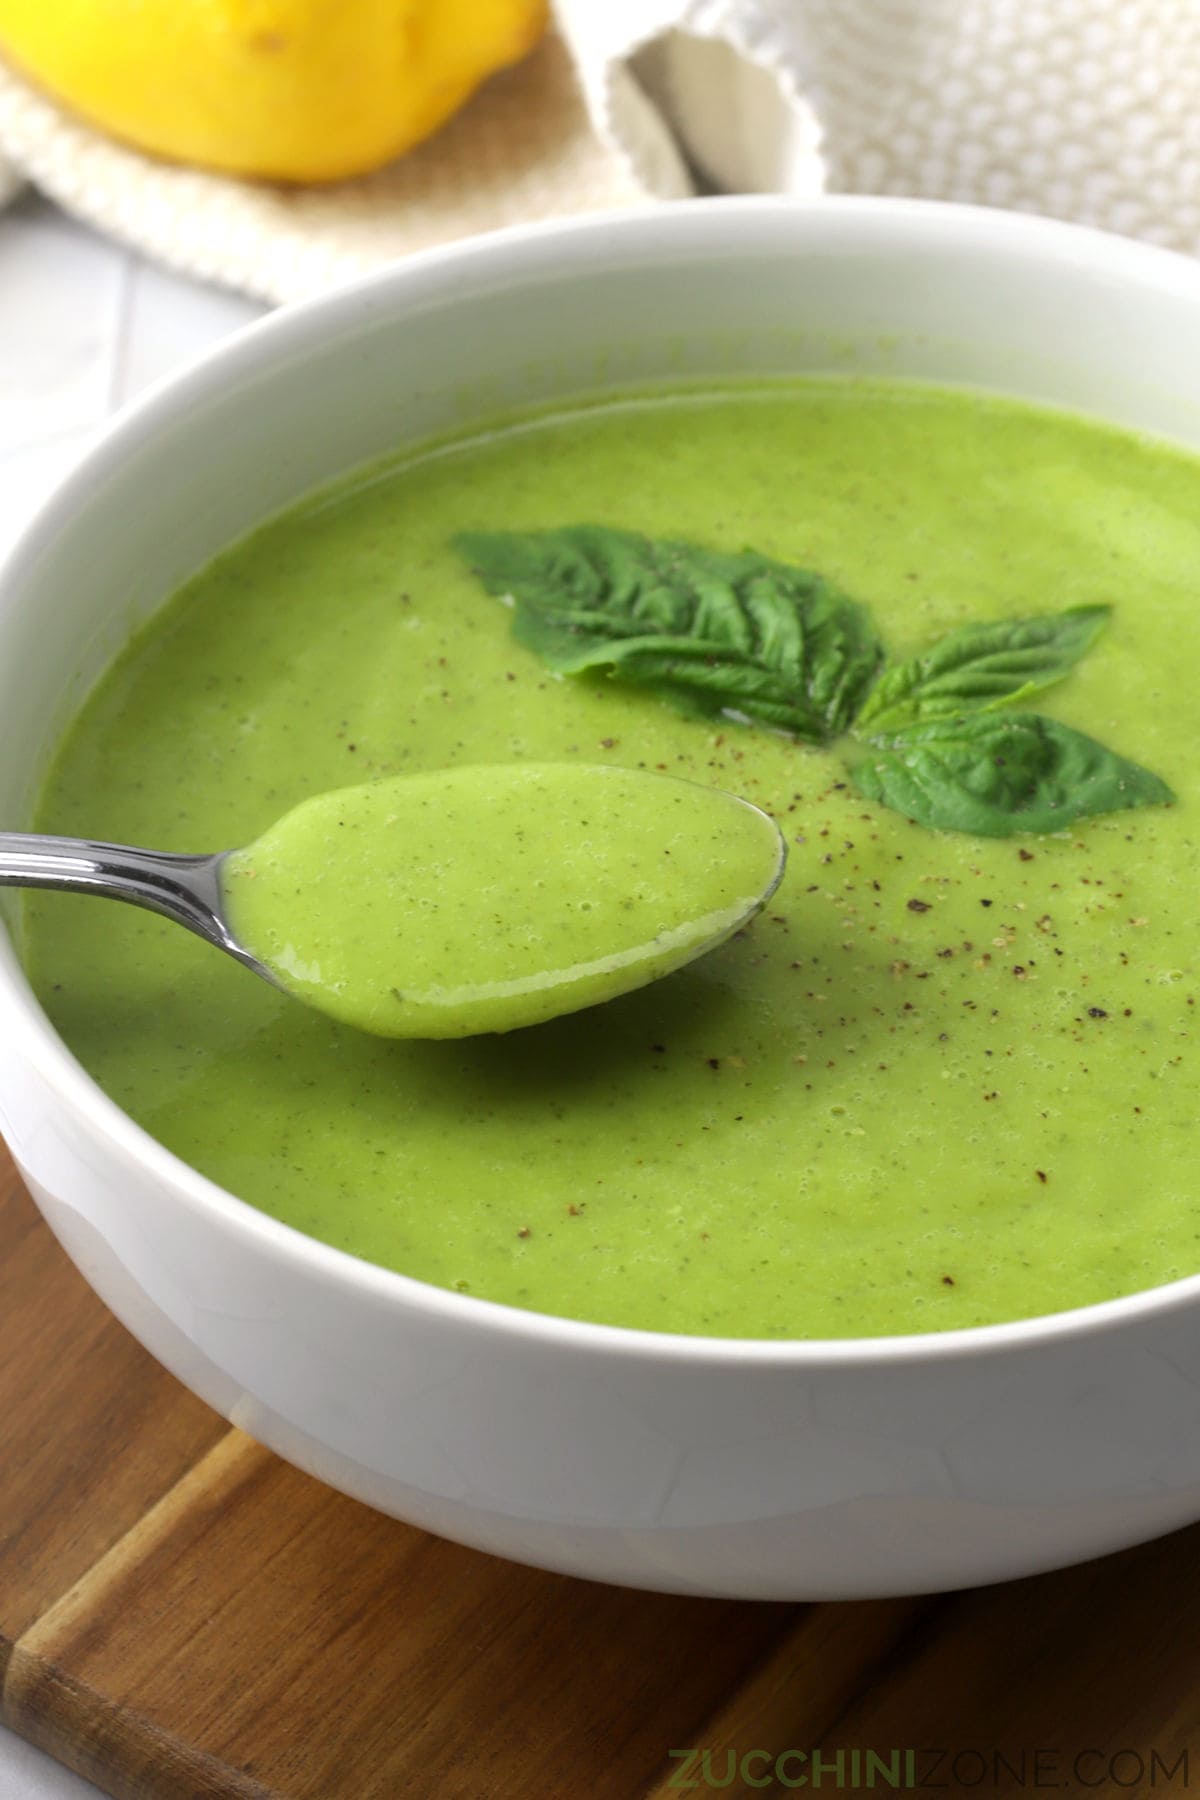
0, 0, 548, 183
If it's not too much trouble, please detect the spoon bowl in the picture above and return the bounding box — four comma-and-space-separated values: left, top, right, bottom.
1, 763, 786, 1038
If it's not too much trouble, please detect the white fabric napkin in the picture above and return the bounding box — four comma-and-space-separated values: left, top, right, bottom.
559, 0, 1200, 245
0, 0, 1197, 303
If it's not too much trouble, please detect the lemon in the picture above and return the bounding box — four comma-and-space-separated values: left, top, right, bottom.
0, 0, 548, 183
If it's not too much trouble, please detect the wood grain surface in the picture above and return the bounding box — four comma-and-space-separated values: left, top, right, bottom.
2, 1150, 1198, 1800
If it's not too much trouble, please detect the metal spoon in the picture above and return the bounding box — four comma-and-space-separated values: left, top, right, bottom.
0, 833, 266, 975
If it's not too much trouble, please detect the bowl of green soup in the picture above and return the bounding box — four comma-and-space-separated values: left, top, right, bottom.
4, 197, 1200, 1599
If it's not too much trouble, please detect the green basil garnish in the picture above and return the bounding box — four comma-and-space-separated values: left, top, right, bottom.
852, 713, 1173, 837
854, 605, 1111, 735
454, 526, 883, 743
454, 525, 1174, 840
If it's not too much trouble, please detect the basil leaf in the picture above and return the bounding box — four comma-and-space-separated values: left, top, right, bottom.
454, 525, 884, 743
855, 606, 1111, 735
853, 712, 1173, 837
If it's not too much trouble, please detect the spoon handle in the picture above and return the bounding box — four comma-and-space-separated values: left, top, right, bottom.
0, 832, 255, 967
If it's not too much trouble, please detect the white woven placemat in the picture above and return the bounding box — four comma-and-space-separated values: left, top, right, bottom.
0, 28, 654, 303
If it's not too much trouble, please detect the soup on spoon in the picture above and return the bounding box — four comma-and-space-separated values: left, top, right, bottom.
223, 762, 786, 1036
3, 765, 784, 1037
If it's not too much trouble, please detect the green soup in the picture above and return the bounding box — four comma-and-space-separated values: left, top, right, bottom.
21, 380, 1200, 1338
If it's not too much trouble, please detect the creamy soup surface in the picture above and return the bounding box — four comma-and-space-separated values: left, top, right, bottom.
22, 380, 1200, 1337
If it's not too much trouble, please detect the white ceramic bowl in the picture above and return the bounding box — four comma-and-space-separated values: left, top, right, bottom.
4, 198, 1200, 1602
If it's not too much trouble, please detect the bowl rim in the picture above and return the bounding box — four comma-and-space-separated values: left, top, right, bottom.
5, 190, 1200, 1370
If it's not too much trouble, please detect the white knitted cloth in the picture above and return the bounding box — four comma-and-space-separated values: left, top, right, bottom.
0, 0, 1196, 303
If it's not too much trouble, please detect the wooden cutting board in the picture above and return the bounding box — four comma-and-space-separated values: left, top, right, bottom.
3, 1149, 1200, 1800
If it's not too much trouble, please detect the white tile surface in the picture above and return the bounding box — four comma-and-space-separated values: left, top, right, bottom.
0, 193, 260, 554
0, 195, 128, 455
0, 193, 264, 1800
117, 255, 262, 402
